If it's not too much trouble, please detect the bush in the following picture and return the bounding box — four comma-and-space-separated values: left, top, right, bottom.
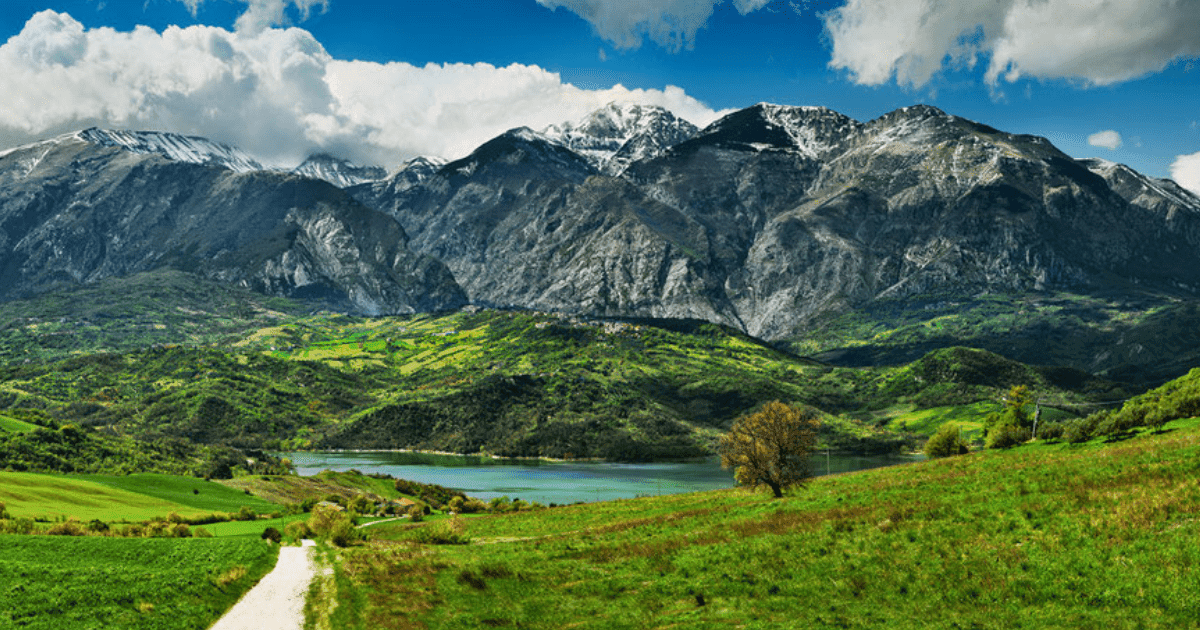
1037, 422, 1066, 441
924, 423, 969, 458
47, 520, 86, 536
193, 527, 213, 538
327, 520, 364, 548
986, 424, 1030, 449
261, 527, 282, 543
0, 502, 9, 520
284, 521, 313, 540
407, 504, 425, 523
171, 523, 192, 538
234, 506, 257, 522
307, 505, 363, 547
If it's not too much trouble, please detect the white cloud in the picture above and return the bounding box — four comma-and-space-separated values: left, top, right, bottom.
1087, 130, 1122, 151
1172, 152, 1200, 196
536, 0, 770, 52
175, 0, 329, 33
825, 0, 1200, 88
0, 10, 723, 169
234, 0, 329, 34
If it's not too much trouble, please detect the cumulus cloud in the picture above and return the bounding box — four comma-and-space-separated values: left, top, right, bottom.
1087, 130, 1122, 151
1172, 152, 1200, 196
0, 10, 723, 169
536, 0, 771, 52
825, 0, 1200, 88
175, 0, 329, 33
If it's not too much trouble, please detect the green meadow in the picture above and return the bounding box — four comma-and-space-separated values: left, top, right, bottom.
75, 473, 278, 514
0, 414, 39, 433
0, 535, 277, 630
312, 418, 1200, 630
0, 472, 218, 522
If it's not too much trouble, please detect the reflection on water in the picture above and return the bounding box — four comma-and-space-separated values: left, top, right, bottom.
283, 451, 923, 505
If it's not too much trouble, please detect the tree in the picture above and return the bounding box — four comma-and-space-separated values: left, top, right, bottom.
924, 423, 969, 458
984, 385, 1034, 448
719, 401, 820, 498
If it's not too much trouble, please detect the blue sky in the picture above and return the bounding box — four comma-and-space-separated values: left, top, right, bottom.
0, 0, 1197, 191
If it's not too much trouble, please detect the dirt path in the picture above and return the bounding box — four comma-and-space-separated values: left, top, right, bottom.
209, 539, 317, 630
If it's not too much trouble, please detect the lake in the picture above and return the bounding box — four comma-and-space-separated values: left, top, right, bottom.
284, 450, 923, 505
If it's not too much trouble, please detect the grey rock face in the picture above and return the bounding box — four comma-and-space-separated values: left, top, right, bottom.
357, 102, 1200, 341
0, 134, 465, 313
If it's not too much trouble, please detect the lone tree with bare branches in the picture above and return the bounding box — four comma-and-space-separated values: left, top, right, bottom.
719, 401, 820, 498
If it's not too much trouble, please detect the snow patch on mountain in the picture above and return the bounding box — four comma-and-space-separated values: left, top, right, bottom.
293, 154, 387, 188
756, 103, 860, 159
1080, 157, 1200, 212
76, 128, 264, 173
541, 103, 698, 175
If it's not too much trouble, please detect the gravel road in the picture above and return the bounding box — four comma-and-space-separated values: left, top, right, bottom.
209, 539, 317, 630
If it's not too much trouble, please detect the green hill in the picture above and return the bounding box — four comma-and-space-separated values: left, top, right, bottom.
317, 417, 1200, 629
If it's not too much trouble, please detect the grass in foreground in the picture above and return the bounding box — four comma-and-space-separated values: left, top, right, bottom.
318, 418, 1200, 629
0, 535, 278, 629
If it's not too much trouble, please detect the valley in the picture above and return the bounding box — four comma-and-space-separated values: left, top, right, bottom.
0, 99, 1198, 628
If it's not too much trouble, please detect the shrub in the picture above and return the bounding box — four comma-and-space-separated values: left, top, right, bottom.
1037, 422, 1066, 441
349, 496, 374, 516
235, 506, 257, 522
85, 519, 109, 533
407, 504, 425, 523
47, 520, 86, 536
986, 424, 1030, 449
307, 505, 363, 547
193, 527, 214, 538
261, 527, 282, 543
0, 502, 9, 520
327, 520, 364, 548
171, 523, 192, 538
924, 423, 970, 458
0, 518, 35, 535
284, 520, 313, 540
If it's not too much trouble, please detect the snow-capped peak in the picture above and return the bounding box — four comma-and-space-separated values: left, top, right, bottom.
541, 102, 699, 175
292, 153, 387, 188
754, 103, 861, 159
76, 128, 264, 173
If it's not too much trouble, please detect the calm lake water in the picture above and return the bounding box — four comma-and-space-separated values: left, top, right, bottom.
285, 451, 923, 505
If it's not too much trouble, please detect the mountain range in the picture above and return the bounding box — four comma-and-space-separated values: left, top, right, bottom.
2, 101, 1199, 380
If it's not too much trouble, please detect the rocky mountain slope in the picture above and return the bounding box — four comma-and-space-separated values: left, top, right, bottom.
3, 103, 1200, 380
0, 131, 464, 314
354, 103, 1200, 347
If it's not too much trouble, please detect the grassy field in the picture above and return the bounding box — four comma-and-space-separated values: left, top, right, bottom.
0, 535, 278, 629
0, 472, 220, 522
312, 418, 1200, 629
77, 473, 278, 514
0, 414, 39, 433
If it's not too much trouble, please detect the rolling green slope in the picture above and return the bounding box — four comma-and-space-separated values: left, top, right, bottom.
318, 417, 1200, 629
0, 472, 220, 522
